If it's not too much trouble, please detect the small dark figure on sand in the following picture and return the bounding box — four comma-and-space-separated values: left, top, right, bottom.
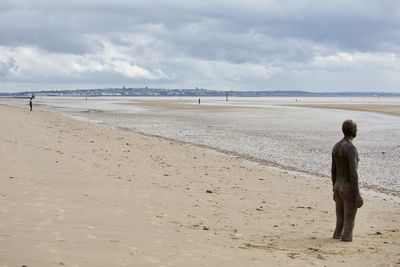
198, 98, 201, 104
331, 119, 363, 242
29, 97, 33, 112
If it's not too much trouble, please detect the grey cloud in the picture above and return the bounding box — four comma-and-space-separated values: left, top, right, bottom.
0, 57, 19, 76
0, 2, 394, 48
1, 0, 399, 56
1, 0, 400, 92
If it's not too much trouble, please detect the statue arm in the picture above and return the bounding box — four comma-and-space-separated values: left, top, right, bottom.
349, 146, 363, 207
348, 146, 360, 195
331, 150, 336, 187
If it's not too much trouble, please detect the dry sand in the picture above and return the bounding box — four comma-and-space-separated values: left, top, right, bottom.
289, 103, 400, 117
0, 104, 399, 267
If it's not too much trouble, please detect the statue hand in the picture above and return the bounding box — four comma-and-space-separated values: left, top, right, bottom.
355, 194, 363, 208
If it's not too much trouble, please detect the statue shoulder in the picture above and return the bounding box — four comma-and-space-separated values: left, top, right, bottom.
345, 142, 358, 157
333, 138, 345, 151
332, 141, 340, 154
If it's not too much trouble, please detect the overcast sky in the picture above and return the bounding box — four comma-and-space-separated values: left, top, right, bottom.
1, 0, 400, 92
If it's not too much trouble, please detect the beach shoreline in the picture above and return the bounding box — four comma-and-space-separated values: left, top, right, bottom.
0, 104, 399, 266
2, 97, 400, 197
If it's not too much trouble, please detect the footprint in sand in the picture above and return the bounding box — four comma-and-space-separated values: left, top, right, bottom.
83, 224, 96, 230
54, 208, 65, 220
87, 234, 97, 239
38, 218, 54, 227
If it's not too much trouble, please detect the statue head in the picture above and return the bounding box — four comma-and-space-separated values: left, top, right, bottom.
342, 119, 357, 138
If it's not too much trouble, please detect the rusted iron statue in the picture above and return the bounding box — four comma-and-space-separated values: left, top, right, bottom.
331, 119, 363, 242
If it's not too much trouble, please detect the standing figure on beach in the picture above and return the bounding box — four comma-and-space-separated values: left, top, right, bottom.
331, 119, 363, 242
29, 97, 33, 112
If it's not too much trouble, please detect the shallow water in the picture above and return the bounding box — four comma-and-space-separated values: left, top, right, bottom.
2, 96, 399, 196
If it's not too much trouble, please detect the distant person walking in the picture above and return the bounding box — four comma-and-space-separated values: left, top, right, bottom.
29, 97, 33, 112
331, 119, 363, 242
198, 98, 201, 104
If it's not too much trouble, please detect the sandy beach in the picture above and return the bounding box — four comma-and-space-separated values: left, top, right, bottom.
0, 104, 399, 266
290, 103, 400, 117
50, 97, 399, 197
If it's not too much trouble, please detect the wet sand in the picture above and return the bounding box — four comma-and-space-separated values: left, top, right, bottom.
70, 97, 400, 197
0, 104, 399, 266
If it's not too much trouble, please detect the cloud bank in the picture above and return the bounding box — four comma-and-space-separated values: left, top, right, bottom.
1, 0, 399, 92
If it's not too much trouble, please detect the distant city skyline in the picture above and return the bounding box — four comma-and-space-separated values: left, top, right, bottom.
1, 0, 400, 93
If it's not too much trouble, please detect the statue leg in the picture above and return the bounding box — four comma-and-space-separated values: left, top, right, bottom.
333, 193, 344, 239
341, 199, 358, 242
